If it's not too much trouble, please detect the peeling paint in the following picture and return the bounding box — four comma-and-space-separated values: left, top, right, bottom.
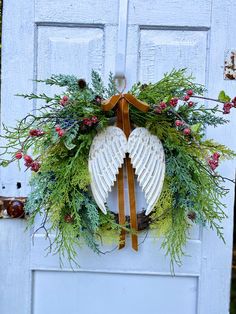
224, 50, 236, 80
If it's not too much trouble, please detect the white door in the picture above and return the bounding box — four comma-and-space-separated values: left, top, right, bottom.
1, 0, 236, 313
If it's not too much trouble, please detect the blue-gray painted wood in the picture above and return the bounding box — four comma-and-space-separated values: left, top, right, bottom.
1, 0, 235, 313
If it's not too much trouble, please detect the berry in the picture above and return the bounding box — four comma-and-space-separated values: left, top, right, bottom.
60, 95, 69, 106
184, 95, 190, 101
223, 102, 232, 114
208, 159, 218, 171
15, 152, 23, 160
83, 118, 92, 126
188, 101, 194, 107
94, 95, 102, 104
23, 155, 33, 164
175, 120, 184, 127
55, 125, 61, 132
169, 98, 178, 107
58, 129, 65, 137
187, 90, 193, 96
159, 102, 167, 109
38, 130, 45, 136
212, 152, 220, 160
232, 97, 236, 107
91, 116, 98, 124
154, 106, 162, 114
31, 161, 41, 172
183, 128, 191, 136
29, 129, 39, 136
29, 129, 44, 137
62, 95, 69, 102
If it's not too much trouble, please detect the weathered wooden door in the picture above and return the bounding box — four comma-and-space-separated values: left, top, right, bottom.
1, 0, 236, 313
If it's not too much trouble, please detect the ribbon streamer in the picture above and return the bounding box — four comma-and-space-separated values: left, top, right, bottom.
102, 94, 149, 250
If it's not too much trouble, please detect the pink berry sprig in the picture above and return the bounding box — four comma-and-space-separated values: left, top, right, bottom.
183, 128, 191, 136
29, 129, 45, 137
55, 125, 65, 137
187, 101, 194, 107
82, 116, 99, 127
154, 101, 167, 114
223, 102, 232, 114
169, 97, 178, 107
15, 154, 41, 172
174, 119, 191, 137
59, 95, 69, 106
15, 151, 23, 160
186, 90, 194, 96
175, 120, 184, 127
183, 95, 190, 101
208, 152, 220, 171
30, 161, 41, 172
182, 90, 196, 107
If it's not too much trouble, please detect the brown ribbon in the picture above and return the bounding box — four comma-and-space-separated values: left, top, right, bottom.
102, 94, 149, 251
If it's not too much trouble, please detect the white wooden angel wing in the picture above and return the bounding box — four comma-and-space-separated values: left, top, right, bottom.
127, 127, 165, 215
88, 126, 127, 214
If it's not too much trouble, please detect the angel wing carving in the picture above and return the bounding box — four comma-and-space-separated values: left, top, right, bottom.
127, 128, 165, 215
88, 126, 165, 215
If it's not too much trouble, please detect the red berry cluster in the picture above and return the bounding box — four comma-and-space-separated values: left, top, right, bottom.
222, 97, 236, 114
169, 97, 178, 107
15, 152, 41, 172
83, 116, 99, 127
29, 129, 45, 137
183, 90, 195, 107
223, 102, 233, 114
154, 101, 167, 114
208, 152, 220, 171
174, 119, 191, 136
60, 95, 69, 106
154, 90, 194, 114
55, 125, 65, 137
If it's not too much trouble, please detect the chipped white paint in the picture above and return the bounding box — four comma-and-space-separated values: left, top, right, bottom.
89, 126, 165, 215
1, 0, 236, 314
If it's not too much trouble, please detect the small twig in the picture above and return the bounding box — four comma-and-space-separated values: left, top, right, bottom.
192, 95, 224, 103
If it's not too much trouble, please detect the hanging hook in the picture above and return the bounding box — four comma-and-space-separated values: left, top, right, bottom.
115, 0, 129, 87
114, 75, 127, 94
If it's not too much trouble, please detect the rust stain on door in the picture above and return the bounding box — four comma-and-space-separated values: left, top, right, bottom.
224, 50, 236, 80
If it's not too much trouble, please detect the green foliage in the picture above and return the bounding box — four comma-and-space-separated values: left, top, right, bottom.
218, 90, 231, 103
132, 69, 205, 104
1, 69, 235, 267
91, 70, 105, 97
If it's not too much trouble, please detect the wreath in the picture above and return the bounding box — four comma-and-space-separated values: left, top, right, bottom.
0, 69, 235, 266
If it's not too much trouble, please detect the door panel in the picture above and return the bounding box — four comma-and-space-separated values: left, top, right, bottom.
38, 26, 104, 79
33, 271, 198, 314
139, 29, 208, 84
1, 0, 236, 314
